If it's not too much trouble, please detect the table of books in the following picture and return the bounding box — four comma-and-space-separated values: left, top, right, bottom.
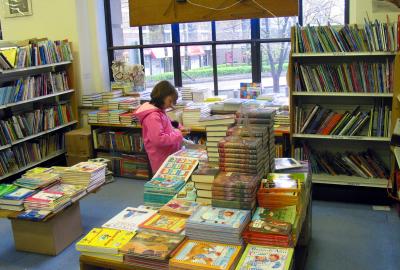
0, 161, 108, 255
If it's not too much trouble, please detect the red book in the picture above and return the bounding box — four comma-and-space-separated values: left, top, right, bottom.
321, 113, 343, 135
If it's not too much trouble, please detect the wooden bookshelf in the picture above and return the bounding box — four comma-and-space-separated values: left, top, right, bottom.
292, 92, 393, 98
312, 174, 389, 188
292, 134, 390, 142
292, 52, 396, 58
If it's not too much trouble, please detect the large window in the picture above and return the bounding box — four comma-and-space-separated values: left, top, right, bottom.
105, 0, 349, 97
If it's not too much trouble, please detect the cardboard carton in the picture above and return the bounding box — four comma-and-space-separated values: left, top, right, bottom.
65, 128, 93, 157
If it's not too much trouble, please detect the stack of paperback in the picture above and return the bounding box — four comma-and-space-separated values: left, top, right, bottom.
139, 213, 186, 234
160, 198, 202, 217
0, 187, 35, 211
76, 228, 136, 262
109, 110, 128, 124
102, 206, 156, 231
120, 229, 185, 269
198, 114, 236, 163
180, 87, 193, 101
182, 103, 210, 128
144, 177, 185, 207
185, 206, 250, 245
191, 164, 219, 204
88, 110, 99, 123
211, 172, 261, 210
23, 190, 71, 213
101, 90, 123, 104
235, 245, 294, 270
13, 172, 60, 190
97, 110, 110, 123
44, 182, 87, 202
106, 97, 138, 110
242, 206, 297, 247
173, 181, 197, 202
53, 162, 106, 191
82, 93, 102, 107
119, 111, 139, 126
170, 240, 242, 270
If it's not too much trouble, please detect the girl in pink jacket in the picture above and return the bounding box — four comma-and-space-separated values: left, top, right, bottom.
134, 81, 189, 174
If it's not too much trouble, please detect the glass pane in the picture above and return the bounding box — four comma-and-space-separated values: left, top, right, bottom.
260, 17, 298, 39
216, 44, 252, 96
181, 45, 214, 90
110, 0, 140, 46
216, 20, 251, 41
142, 25, 172, 44
144, 47, 174, 90
180, 22, 212, 42
303, 0, 345, 25
261, 42, 291, 97
113, 49, 141, 65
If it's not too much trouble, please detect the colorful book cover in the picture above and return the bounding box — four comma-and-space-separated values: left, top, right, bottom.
173, 148, 208, 161
144, 177, 185, 193
160, 198, 201, 217
17, 209, 52, 221
2, 187, 35, 200
188, 206, 249, 229
119, 230, 185, 260
139, 213, 186, 233
260, 173, 305, 192
153, 156, 199, 182
174, 181, 197, 202
102, 207, 157, 232
235, 245, 294, 270
170, 240, 241, 270
0, 184, 18, 197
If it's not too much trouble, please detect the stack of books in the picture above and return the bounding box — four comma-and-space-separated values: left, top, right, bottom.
119, 112, 137, 126
159, 198, 202, 217
109, 110, 128, 124
0, 187, 35, 211
180, 87, 193, 101
211, 172, 261, 210
144, 177, 185, 207
173, 181, 197, 202
106, 97, 137, 110
44, 182, 87, 202
235, 244, 294, 270
185, 206, 250, 245
97, 110, 110, 123
170, 240, 242, 270
191, 164, 219, 204
198, 114, 236, 163
76, 228, 136, 262
242, 206, 297, 247
101, 90, 123, 104
53, 162, 106, 191
120, 230, 185, 269
138, 213, 187, 234
23, 190, 71, 213
13, 172, 60, 190
102, 207, 156, 232
82, 93, 102, 107
88, 110, 99, 123
182, 103, 210, 128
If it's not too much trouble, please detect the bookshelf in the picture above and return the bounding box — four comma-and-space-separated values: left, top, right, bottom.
289, 23, 400, 188
0, 42, 78, 181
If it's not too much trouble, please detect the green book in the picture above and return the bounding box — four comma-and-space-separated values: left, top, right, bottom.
0, 184, 18, 197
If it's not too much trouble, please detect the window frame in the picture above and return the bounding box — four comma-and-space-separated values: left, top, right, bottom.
104, 0, 349, 95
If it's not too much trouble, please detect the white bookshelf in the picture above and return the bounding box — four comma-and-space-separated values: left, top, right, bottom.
312, 174, 389, 188
292, 134, 390, 142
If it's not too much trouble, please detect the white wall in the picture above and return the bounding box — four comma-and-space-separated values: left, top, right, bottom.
350, 0, 400, 24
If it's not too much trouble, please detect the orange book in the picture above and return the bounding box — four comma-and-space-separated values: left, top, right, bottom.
139, 213, 186, 234
321, 113, 343, 135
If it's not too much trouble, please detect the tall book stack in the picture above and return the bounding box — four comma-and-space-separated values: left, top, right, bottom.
106, 96, 140, 110
191, 165, 219, 204
0, 186, 34, 211
109, 110, 128, 124
101, 90, 123, 104
182, 103, 210, 128
82, 93, 102, 107
198, 114, 236, 163
211, 172, 261, 210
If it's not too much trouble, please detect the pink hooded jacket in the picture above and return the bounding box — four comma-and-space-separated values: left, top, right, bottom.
134, 102, 183, 174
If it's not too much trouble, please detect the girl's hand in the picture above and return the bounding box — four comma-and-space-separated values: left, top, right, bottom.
180, 127, 191, 136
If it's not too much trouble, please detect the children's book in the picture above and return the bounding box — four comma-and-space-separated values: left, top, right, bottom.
119, 229, 185, 260
170, 240, 242, 270
235, 244, 294, 270
153, 156, 199, 182
188, 206, 250, 229
0, 184, 18, 197
174, 181, 197, 201
0, 187, 35, 204
259, 173, 304, 193
160, 198, 201, 217
17, 209, 52, 221
275, 158, 303, 171
102, 207, 156, 232
144, 177, 185, 194
139, 213, 186, 233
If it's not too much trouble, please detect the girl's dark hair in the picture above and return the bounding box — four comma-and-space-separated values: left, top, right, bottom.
150, 80, 178, 109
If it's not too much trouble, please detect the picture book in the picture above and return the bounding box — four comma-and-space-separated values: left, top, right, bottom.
139, 213, 186, 233
235, 245, 294, 270
17, 209, 52, 221
174, 181, 197, 201
153, 156, 199, 182
119, 229, 185, 260
0, 184, 18, 197
188, 206, 250, 229
252, 206, 297, 225
144, 177, 185, 194
160, 198, 201, 217
1, 187, 35, 201
173, 148, 208, 161
170, 240, 242, 270
102, 207, 157, 232
275, 158, 303, 171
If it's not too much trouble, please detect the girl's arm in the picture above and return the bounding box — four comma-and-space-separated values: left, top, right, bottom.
144, 113, 183, 146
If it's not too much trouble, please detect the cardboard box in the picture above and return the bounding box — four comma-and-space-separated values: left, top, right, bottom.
66, 154, 90, 166
65, 128, 93, 156
11, 203, 83, 256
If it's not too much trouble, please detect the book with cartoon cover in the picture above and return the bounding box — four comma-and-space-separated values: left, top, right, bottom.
102, 207, 157, 232
153, 156, 199, 182
139, 213, 186, 233
144, 177, 185, 194
188, 206, 249, 229
170, 240, 242, 270
174, 181, 197, 201
119, 229, 185, 260
160, 198, 201, 217
235, 244, 294, 270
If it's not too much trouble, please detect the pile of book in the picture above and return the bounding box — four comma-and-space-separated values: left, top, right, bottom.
199, 114, 236, 164
293, 20, 400, 53
173, 180, 197, 202
191, 164, 219, 204
275, 108, 290, 129
76, 228, 136, 263
93, 129, 144, 153
101, 90, 123, 104
44, 182, 87, 202
211, 172, 261, 210
144, 177, 185, 207
82, 93, 102, 107
110, 110, 128, 124
182, 103, 210, 128
23, 189, 71, 213
13, 172, 59, 190
97, 110, 110, 123
0, 185, 34, 211
97, 152, 150, 179
53, 161, 106, 191
119, 111, 139, 126
87, 110, 99, 124
185, 206, 251, 245
160, 198, 202, 217
102, 206, 157, 232
295, 104, 391, 137
106, 96, 140, 110
180, 87, 193, 101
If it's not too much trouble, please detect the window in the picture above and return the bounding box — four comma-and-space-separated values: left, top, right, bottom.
105, 0, 349, 97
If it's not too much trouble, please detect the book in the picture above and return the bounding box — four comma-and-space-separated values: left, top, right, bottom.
213, 172, 261, 190
17, 209, 52, 221
235, 245, 294, 270
102, 207, 157, 232
160, 198, 201, 217
192, 165, 220, 184
153, 156, 199, 182
0, 187, 35, 205
170, 240, 242, 270
275, 158, 303, 171
199, 114, 236, 126
139, 213, 186, 233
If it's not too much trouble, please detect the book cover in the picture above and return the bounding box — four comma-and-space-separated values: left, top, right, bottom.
213, 172, 260, 189
102, 207, 157, 232
188, 206, 249, 229
153, 156, 199, 182
170, 240, 242, 270
275, 158, 303, 171
160, 198, 201, 217
235, 245, 294, 270
139, 213, 186, 233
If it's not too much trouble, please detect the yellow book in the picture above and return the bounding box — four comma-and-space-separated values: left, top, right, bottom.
0, 48, 17, 67
105, 230, 136, 251
139, 214, 186, 234
76, 228, 103, 247
76, 228, 128, 254
81, 251, 123, 263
